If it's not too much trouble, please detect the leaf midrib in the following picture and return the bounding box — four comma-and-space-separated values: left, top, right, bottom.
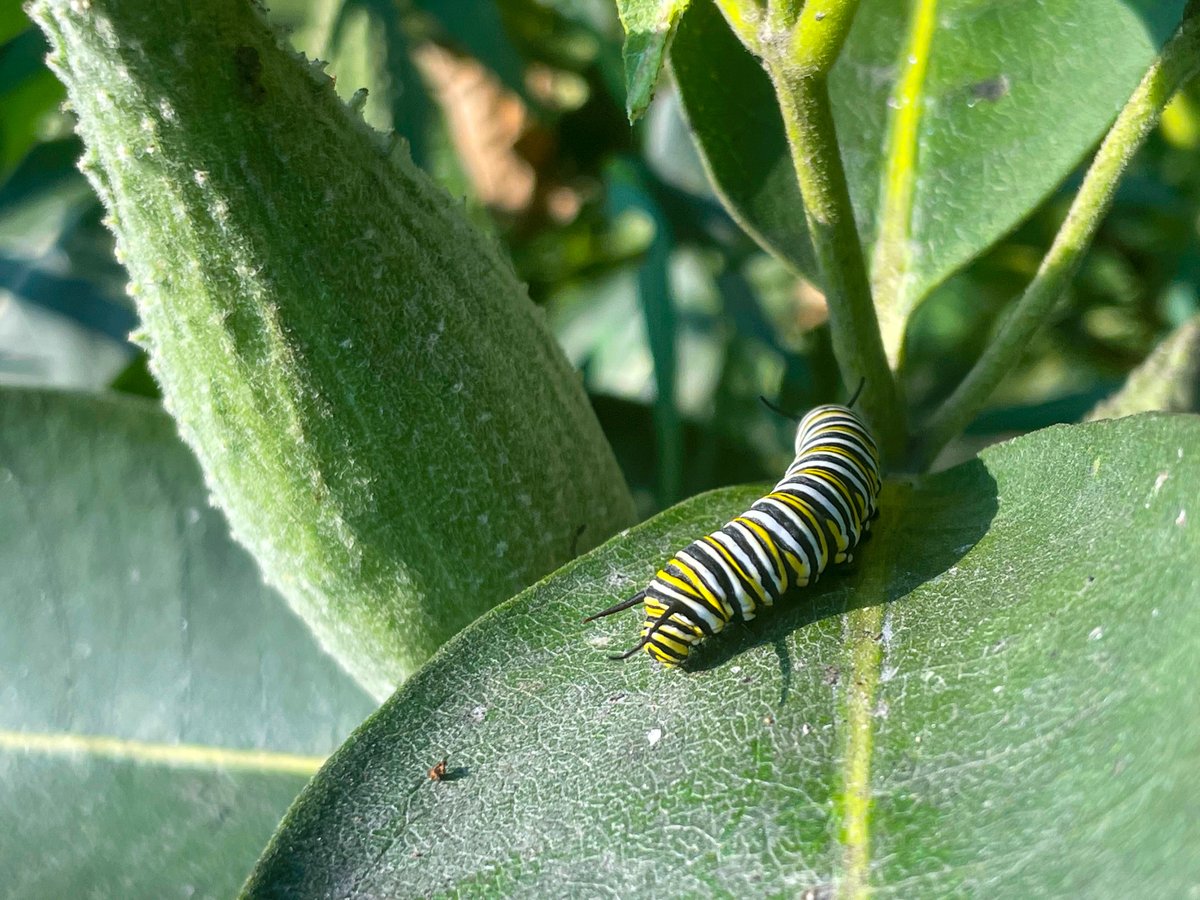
871, 0, 938, 368
836, 480, 911, 898
0, 728, 325, 775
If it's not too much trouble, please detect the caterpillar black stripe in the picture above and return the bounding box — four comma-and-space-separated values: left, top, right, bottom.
584, 400, 882, 666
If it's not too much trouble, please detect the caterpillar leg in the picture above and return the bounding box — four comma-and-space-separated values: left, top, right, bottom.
609, 635, 651, 660
582, 590, 646, 624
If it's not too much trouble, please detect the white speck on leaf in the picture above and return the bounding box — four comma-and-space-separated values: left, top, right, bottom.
1177, 509, 1187, 527
470, 705, 487, 723
1089, 626, 1103, 641
646, 728, 663, 747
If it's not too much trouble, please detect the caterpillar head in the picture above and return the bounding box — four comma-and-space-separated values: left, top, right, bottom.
794, 403, 856, 455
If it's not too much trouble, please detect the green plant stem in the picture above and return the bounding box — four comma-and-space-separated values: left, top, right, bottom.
769, 57, 905, 462
711, 0, 762, 50
788, 0, 861, 74
712, 0, 903, 459
915, 10, 1200, 470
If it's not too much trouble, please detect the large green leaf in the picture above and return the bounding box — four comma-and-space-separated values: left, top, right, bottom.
246, 413, 1200, 895
32, 0, 637, 699
668, 2, 818, 279
671, 0, 1187, 364
0, 388, 376, 897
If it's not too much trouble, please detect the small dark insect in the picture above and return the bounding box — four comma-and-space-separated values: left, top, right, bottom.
968, 74, 1011, 105
234, 45, 266, 104
584, 383, 881, 666
428, 759, 448, 781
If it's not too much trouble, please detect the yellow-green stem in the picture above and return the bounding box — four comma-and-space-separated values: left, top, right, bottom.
916, 10, 1200, 469
771, 65, 905, 463
871, 0, 937, 367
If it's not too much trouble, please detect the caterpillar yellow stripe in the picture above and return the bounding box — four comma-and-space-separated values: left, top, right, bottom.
584, 401, 882, 666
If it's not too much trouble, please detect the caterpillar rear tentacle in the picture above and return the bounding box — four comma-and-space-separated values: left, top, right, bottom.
585, 400, 882, 666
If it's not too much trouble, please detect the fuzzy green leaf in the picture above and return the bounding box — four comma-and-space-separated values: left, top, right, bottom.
31, 0, 636, 699
246, 414, 1200, 895
0, 388, 375, 897
671, 0, 1187, 365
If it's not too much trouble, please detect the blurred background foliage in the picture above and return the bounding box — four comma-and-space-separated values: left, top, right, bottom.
4, 0, 1199, 516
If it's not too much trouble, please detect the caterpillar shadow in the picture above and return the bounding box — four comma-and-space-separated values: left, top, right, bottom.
683, 459, 1000, 682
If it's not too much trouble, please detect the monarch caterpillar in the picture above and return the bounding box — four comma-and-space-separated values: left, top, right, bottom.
584, 390, 881, 667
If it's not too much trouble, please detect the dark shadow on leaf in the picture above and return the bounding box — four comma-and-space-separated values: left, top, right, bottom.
682, 459, 999, 675
772, 638, 792, 706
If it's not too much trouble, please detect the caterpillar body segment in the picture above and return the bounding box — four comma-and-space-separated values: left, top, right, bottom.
584, 403, 882, 666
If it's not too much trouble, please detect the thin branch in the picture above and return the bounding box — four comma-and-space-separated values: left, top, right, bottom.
766, 0, 905, 462
915, 10, 1200, 470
